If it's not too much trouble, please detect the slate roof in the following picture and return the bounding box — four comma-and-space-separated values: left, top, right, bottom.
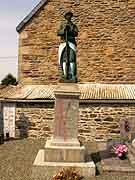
16, 0, 48, 32
1, 84, 135, 102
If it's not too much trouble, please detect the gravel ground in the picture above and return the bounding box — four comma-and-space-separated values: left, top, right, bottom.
0, 138, 135, 180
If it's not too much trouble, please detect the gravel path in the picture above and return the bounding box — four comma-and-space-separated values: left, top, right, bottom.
0, 139, 135, 180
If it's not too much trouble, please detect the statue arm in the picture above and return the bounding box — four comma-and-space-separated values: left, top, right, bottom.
57, 23, 65, 36
73, 25, 79, 37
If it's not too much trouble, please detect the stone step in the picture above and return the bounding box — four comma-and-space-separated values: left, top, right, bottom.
44, 139, 86, 162
33, 149, 96, 179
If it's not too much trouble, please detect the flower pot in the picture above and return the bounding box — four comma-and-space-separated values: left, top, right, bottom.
119, 153, 127, 160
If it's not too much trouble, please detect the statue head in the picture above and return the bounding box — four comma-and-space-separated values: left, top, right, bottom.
64, 11, 73, 21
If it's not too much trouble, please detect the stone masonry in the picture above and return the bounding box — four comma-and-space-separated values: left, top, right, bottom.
79, 103, 135, 143
18, 0, 135, 85
15, 102, 135, 143
15, 103, 54, 138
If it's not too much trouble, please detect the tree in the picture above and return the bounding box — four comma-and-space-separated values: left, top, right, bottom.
1, 74, 18, 86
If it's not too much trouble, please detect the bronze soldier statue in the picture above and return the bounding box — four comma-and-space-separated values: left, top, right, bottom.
57, 11, 78, 82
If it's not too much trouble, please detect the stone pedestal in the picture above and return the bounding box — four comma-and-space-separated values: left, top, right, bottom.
44, 139, 85, 162
33, 150, 95, 179
33, 83, 95, 179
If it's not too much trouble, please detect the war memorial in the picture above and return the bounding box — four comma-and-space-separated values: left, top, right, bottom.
32, 11, 95, 178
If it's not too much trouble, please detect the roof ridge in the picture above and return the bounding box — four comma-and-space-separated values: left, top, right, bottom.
16, 0, 48, 32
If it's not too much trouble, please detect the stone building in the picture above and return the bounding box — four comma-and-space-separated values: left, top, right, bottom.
0, 0, 135, 146
17, 0, 135, 85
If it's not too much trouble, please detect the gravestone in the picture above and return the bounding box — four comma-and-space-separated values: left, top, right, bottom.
120, 118, 135, 142
120, 118, 135, 165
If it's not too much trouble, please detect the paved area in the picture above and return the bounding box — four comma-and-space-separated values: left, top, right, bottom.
0, 138, 135, 180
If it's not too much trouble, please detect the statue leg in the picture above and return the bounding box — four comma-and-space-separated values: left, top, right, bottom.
70, 62, 76, 80
63, 62, 67, 78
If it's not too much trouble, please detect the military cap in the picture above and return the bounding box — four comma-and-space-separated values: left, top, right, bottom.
64, 11, 73, 18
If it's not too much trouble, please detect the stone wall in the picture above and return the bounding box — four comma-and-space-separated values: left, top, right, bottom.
79, 103, 135, 143
15, 102, 135, 143
15, 103, 54, 138
18, 0, 135, 84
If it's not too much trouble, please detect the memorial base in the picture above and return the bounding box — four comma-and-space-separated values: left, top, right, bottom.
33, 83, 95, 178
44, 139, 85, 162
33, 149, 95, 179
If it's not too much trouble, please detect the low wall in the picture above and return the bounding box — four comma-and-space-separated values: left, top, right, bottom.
15, 102, 135, 144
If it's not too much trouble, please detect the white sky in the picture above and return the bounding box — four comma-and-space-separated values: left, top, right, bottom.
0, 0, 40, 81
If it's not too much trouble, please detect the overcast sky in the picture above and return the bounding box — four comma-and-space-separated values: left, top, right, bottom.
0, 0, 40, 81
